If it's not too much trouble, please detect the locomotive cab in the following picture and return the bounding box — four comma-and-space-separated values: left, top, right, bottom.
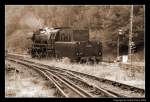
55, 28, 103, 63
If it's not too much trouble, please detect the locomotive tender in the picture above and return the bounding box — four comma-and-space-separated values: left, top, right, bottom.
29, 27, 102, 63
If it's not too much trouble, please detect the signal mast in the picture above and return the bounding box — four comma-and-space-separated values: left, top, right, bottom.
128, 5, 133, 59
128, 5, 135, 77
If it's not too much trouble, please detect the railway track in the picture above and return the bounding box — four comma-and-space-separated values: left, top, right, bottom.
6, 53, 145, 97
6, 57, 119, 97
6, 58, 92, 97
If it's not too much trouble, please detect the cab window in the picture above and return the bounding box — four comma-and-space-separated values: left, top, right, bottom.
59, 33, 71, 42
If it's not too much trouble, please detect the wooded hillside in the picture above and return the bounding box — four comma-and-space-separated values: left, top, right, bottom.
5, 5, 144, 60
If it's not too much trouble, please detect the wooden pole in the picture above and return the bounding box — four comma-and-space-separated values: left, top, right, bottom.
128, 5, 134, 77
128, 5, 133, 61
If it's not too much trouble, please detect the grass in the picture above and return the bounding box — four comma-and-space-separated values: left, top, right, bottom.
5, 90, 16, 96
5, 61, 56, 97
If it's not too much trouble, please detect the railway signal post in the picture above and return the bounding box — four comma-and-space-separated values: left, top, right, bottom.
117, 29, 123, 61
128, 5, 135, 78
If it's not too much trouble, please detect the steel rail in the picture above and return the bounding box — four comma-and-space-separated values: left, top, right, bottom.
46, 69, 121, 97
6, 58, 93, 97
6, 57, 124, 97
6, 53, 145, 97
31, 66, 69, 97
6, 57, 69, 97
45, 70, 93, 97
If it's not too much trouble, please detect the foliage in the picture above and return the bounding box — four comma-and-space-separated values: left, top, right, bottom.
5, 5, 144, 55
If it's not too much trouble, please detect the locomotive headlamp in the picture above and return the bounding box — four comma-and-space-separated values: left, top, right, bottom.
97, 41, 100, 44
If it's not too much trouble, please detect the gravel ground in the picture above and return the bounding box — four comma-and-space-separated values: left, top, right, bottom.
5, 55, 145, 97
5, 60, 56, 97
28, 57, 145, 89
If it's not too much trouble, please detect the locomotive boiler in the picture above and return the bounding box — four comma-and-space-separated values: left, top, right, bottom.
28, 27, 102, 63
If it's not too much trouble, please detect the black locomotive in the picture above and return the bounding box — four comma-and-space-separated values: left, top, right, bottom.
28, 27, 102, 63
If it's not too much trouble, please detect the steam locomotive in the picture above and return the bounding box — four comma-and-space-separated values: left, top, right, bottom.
28, 27, 102, 63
